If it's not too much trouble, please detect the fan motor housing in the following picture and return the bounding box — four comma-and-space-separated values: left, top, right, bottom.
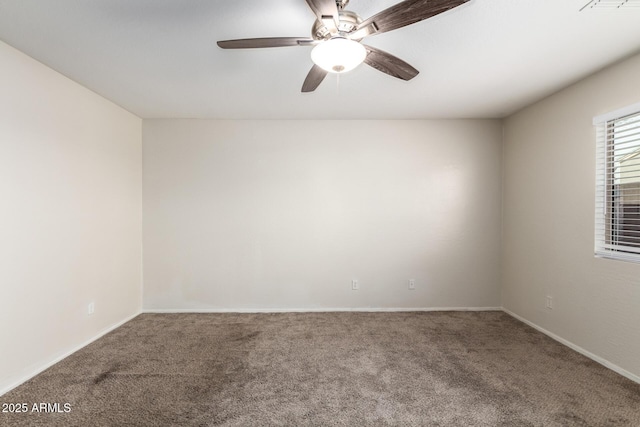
312, 10, 362, 40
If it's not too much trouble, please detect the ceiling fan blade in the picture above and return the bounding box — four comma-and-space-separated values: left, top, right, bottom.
363, 45, 419, 81
305, 0, 340, 27
357, 0, 469, 36
217, 37, 315, 49
302, 65, 328, 93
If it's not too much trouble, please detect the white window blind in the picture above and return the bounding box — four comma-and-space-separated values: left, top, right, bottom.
595, 104, 640, 262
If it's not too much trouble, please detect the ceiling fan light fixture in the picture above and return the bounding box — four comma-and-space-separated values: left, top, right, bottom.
310, 37, 366, 74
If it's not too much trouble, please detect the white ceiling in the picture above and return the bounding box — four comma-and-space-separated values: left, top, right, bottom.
1, 0, 639, 119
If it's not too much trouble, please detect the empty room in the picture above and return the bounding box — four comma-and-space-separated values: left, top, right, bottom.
1, 0, 639, 425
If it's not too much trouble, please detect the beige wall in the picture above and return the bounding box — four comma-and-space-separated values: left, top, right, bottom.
503, 52, 640, 378
143, 119, 503, 311
0, 41, 143, 394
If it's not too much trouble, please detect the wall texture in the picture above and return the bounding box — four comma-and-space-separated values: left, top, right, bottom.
0, 41, 143, 394
143, 119, 503, 311
502, 51, 640, 379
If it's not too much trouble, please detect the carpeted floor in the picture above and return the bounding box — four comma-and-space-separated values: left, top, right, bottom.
1, 311, 639, 426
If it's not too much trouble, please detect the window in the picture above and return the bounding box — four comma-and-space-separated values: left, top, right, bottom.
595, 103, 640, 262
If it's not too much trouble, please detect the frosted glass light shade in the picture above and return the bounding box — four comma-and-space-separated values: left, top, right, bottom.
311, 38, 367, 73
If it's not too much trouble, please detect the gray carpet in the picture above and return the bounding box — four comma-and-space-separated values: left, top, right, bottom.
1, 311, 639, 426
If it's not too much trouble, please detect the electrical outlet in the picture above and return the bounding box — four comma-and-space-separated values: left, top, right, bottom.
88, 302, 95, 315
408, 279, 416, 290
352, 279, 359, 291
545, 296, 553, 310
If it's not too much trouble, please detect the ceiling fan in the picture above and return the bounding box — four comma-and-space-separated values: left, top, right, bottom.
217, 0, 470, 92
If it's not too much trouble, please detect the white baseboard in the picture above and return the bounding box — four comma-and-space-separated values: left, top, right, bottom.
502, 308, 640, 384
0, 311, 141, 397
143, 306, 503, 314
